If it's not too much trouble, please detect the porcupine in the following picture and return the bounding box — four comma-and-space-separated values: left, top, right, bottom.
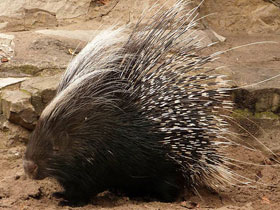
23, 0, 233, 204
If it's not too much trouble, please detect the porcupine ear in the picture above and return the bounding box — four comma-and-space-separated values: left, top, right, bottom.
119, 1, 234, 189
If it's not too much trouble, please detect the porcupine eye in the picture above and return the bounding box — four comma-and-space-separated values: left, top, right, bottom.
52, 145, 59, 154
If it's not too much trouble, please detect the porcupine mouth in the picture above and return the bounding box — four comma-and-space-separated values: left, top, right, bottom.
23, 159, 45, 180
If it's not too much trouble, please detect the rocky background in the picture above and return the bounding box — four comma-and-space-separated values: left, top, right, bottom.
0, 0, 280, 209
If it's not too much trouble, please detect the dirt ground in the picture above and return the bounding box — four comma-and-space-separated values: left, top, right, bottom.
0, 110, 280, 210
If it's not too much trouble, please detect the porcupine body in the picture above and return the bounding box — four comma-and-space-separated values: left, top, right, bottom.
23, 1, 232, 204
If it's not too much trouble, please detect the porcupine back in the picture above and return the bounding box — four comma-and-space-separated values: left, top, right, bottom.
25, 0, 233, 201
119, 4, 232, 189
64, 1, 230, 187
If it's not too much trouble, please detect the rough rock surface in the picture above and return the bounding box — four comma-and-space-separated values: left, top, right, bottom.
0, 0, 179, 31
20, 74, 61, 114
196, 0, 280, 34
1, 89, 37, 130
0, 77, 26, 88
0, 74, 61, 130
0, 32, 83, 74
0, 0, 91, 31
0, 115, 29, 146
0, 33, 15, 61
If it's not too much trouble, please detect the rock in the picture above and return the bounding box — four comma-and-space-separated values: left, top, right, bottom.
1, 90, 37, 130
36, 29, 101, 42
0, 0, 181, 32
0, 91, 2, 115
0, 0, 91, 30
20, 74, 61, 115
0, 116, 29, 145
0, 22, 8, 30
210, 29, 226, 42
7, 147, 22, 159
272, 93, 280, 112
30, 37, 71, 52
234, 88, 280, 114
0, 32, 80, 74
23, 8, 58, 29
0, 33, 15, 60
0, 72, 61, 132
264, 0, 280, 8
249, 4, 280, 33
0, 77, 27, 89
196, 0, 280, 34
255, 92, 280, 113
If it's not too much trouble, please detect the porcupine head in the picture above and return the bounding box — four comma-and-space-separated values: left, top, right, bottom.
23, 0, 233, 204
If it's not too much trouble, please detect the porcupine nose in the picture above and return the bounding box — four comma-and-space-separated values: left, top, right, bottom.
23, 160, 38, 179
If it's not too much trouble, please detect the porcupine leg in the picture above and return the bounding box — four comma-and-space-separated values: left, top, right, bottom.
52, 183, 93, 206
152, 174, 183, 202
114, 182, 181, 202
119, 172, 182, 202
119, 153, 183, 201
53, 191, 91, 206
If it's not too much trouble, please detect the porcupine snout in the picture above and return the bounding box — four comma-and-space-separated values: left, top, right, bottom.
23, 160, 39, 179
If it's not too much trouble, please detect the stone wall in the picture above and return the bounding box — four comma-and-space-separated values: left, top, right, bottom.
195, 0, 280, 34
1, 0, 279, 33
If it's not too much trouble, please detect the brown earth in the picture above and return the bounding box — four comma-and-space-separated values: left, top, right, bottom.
1, 0, 280, 210
1, 116, 280, 210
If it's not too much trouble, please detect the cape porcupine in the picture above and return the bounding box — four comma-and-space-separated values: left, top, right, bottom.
23, 0, 234, 204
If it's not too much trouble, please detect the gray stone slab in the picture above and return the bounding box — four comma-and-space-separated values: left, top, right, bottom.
0, 78, 27, 89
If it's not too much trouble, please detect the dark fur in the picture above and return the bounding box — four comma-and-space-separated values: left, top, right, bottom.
24, 1, 229, 205
25, 83, 184, 203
